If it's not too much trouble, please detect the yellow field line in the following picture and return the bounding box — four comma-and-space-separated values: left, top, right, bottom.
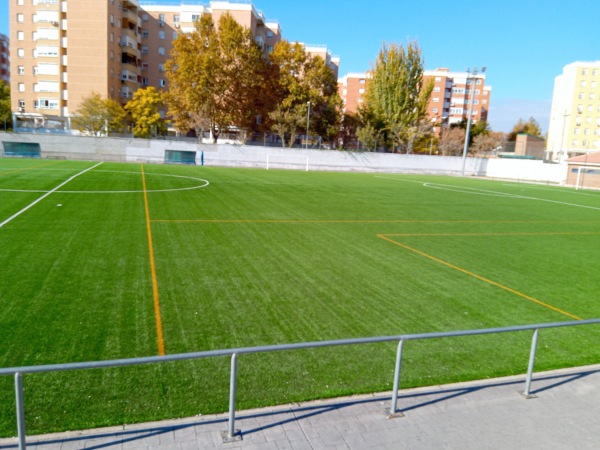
141, 165, 165, 356
377, 234, 583, 321
383, 232, 600, 237
150, 219, 600, 224
0, 161, 60, 177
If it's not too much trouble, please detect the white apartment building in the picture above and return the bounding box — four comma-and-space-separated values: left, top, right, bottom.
547, 61, 600, 162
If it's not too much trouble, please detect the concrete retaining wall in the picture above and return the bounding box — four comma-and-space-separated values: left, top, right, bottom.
0, 132, 564, 184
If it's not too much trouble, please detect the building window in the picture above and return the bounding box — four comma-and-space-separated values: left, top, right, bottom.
158, 46, 165, 55
142, 30, 149, 38
191, 14, 200, 22
592, 81, 597, 88
432, 97, 439, 102
142, 62, 149, 70
142, 14, 149, 21
572, 139, 578, 146
579, 92, 584, 99
435, 76, 441, 82
159, 14, 165, 25
17, 48, 24, 58
110, 14, 114, 26
433, 87, 440, 92
17, 31, 24, 40
158, 31, 165, 40
159, 79, 166, 87
582, 69, 588, 75
574, 128, 580, 135
585, 128, 590, 135
142, 46, 149, 54
583, 139, 588, 146
158, 63, 165, 72
581, 81, 587, 87
432, 107, 438, 114
18, 99, 25, 109
588, 105, 594, 112
359, 79, 365, 84
590, 93, 595, 100
142, 77, 148, 86
267, 30, 274, 38
18, 66, 24, 75
17, 13, 24, 23
174, 14, 179, 23
173, 31, 177, 40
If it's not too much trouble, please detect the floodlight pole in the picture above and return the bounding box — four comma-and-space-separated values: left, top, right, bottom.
306, 101, 311, 150
461, 66, 485, 176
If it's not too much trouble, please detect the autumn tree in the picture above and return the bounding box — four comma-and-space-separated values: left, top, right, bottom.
360, 41, 433, 152
438, 127, 466, 156
507, 117, 542, 141
268, 104, 306, 147
268, 40, 342, 145
0, 81, 10, 129
71, 92, 126, 136
165, 14, 269, 142
125, 87, 166, 138
472, 131, 505, 155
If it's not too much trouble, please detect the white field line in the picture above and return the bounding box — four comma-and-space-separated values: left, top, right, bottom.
374, 176, 600, 212
0, 171, 210, 194
0, 162, 103, 228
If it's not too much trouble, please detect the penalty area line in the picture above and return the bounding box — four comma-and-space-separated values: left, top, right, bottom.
0, 162, 103, 229
377, 234, 583, 321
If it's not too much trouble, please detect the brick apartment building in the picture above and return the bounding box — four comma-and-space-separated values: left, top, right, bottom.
9, 0, 337, 127
338, 68, 491, 135
0, 33, 9, 85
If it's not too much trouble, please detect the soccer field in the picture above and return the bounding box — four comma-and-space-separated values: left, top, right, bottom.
1, 158, 600, 435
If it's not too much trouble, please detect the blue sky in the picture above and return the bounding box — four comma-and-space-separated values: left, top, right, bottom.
2, 1, 599, 133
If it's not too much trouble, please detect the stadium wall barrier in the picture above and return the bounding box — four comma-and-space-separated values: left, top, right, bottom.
1, 318, 600, 447
0, 132, 565, 184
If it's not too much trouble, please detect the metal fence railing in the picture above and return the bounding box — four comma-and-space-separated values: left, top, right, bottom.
2, 318, 600, 448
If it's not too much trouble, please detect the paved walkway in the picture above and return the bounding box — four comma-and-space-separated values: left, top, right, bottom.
1, 364, 599, 449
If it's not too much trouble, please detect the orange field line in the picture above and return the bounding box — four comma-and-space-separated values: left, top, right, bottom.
383, 231, 600, 237
150, 219, 600, 224
377, 234, 583, 321
142, 165, 165, 356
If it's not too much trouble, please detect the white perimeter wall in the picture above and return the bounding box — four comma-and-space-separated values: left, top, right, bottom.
0, 132, 567, 184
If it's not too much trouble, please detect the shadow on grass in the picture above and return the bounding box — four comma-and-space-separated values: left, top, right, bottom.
1, 367, 597, 449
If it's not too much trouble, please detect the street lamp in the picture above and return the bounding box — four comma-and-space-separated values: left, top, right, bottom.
461, 66, 486, 176
306, 101, 311, 150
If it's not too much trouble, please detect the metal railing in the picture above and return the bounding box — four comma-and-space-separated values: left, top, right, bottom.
2, 318, 600, 448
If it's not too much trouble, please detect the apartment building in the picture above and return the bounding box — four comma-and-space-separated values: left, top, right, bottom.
9, 0, 285, 123
338, 68, 491, 135
0, 33, 9, 85
546, 61, 600, 162
10, 0, 140, 119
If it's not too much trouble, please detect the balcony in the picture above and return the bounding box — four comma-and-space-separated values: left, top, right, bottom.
122, 8, 138, 26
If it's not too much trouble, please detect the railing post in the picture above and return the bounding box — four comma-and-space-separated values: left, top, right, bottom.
15, 372, 27, 450
387, 339, 405, 418
521, 328, 539, 399
221, 353, 242, 442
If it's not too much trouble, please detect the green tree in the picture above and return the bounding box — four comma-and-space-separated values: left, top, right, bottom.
165, 13, 269, 142
71, 92, 126, 136
0, 81, 10, 130
507, 117, 542, 141
362, 41, 433, 152
125, 87, 166, 138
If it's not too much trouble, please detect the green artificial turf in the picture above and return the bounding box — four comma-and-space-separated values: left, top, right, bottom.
1, 159, 600, 435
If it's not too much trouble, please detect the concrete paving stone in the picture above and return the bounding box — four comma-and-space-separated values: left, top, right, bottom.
288, 441, 313, 450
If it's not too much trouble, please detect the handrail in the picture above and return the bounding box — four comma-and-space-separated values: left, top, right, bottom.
4, 318, 600, 448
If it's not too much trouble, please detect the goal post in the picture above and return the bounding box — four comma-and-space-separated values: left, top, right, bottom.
266, 154, 309, 171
